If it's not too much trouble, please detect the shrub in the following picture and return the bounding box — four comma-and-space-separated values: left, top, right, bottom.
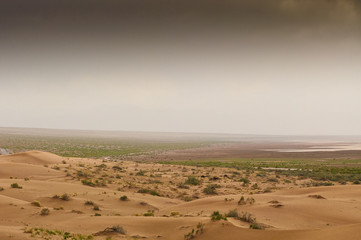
203, 184, 220, 195
84, 200, 94, 205
177, 183, 190, 189
226, 209, 239, 218
136, 170, 146, 176
11, 183, 22, 189
0, 187, 4, 191
308, 195, 326, 199
353, 180, 360, 185
120, 195, 128, 201
171, 211, 180, 216
137, 189, 160, 196
143, 210, 154, 216
211, 211, 227, 221
40, 208, 50, 216
240, 212, 256, 223
240, 178, 250, 184
81, 179, 96, 187
31, 201, 42, 207
93, 205, 100, 211
60, 193, 71, 201
250, 222, 263, 230
109, 225, 126, 234
246, 197, 255, 204
238, 196, 246, 205
185, 176, 200, 186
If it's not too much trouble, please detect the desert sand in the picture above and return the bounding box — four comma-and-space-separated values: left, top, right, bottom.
0, 151, 360, 240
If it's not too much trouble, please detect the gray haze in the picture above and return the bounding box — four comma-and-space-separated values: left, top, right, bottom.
1, 0, 361, 135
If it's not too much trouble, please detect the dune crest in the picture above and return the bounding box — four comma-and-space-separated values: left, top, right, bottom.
0, 151, 64, 165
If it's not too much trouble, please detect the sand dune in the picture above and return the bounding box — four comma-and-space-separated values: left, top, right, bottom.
0, 151, 360, 240
0, 151, 64, 165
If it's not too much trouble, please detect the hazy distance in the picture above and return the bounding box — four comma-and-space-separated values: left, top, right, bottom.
1, 0, 361, 135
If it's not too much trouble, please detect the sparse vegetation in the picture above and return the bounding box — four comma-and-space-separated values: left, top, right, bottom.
143, 210, 154, 216
203, 184, 220, 195
185, 176, 201, 186
211, 211, 227, 221
10, 183, 22, 189
24, 227, 93, 239
31, 200, 42, 207
120, 195, 128, 201
40, 208, 50, 216
137, 188, 161, 196
184, 222, 204, 240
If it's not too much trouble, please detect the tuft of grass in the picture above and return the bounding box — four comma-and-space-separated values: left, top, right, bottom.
31, 201, 42, 207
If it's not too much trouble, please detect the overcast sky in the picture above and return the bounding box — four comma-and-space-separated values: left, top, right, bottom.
1, 0, 361, 135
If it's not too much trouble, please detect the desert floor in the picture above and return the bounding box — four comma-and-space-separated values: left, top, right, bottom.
0, 150, 360, 240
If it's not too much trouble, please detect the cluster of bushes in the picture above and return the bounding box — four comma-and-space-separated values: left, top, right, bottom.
185, 176, 201, 186
211, 211, 227, 221
203, 184, 221, 195
137, 189, 161, 196
53, 193, 71, 201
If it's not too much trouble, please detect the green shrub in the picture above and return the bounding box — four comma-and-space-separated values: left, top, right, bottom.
238, 196, 246, 205
84, 200, 94, 205
226, 209, 239, 218
185, 176, 200, 186
137, 189, 160, 196
143, 210, 154, 216
203, 184, 220, 195
60, 193, 71, 201
10, 183, 22, 189
40, 208, 50, 216
250, 222, 263, 230
240, 178, 250, 184
81, 179, 96, 187
120, 195, 128, 201
211, 211, 227, 221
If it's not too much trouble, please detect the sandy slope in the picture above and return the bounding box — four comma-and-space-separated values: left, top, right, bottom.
0, 151, 360, 240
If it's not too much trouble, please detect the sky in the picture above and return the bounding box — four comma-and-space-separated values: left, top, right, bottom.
1, 0, 361, 135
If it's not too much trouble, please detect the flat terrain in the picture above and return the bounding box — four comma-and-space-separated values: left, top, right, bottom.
0, 128, 361, 239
